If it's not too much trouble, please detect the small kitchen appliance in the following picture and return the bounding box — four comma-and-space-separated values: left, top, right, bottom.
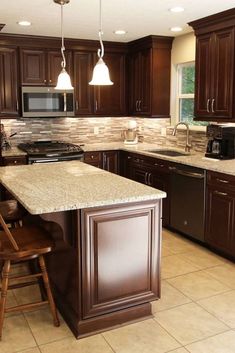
123, 120, 138, 145
205, 124, 235, 159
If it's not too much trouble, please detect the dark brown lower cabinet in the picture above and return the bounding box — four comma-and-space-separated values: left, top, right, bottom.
120, 152, 170, 227
84, 151, 119, 174
205, 171, 235, 257
40, 200, 161, 338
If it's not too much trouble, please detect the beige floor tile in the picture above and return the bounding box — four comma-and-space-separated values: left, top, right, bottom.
24, 308, 72, 345
198, 290, 235, 328
17, 349, 41, 353
181, 247, 226, 269
162, 230, 200, 255
5, 291, 20, 318
13, 284, 42, 305
168, 270, 230, 301
169, 349, 189, 353
0, 315, 37, 353
154, 302, 228, 345
186, 330, 235, 353
161, 255, 200, 279
40, 334, 114, 353
151, 281, 191, 313
103, 318, 180, 353
205, 264, 235, 289
162, 244, 175, 257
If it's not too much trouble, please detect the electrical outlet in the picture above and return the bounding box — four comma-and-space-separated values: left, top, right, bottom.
94, 126, 99, 135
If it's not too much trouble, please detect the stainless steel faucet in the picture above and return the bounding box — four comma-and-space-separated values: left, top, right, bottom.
172, 122, 192, 153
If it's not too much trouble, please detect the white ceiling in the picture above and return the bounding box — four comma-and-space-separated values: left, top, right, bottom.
0, 0, 234, 42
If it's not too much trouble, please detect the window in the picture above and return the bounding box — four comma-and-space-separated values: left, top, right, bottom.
176, 62, 207, 126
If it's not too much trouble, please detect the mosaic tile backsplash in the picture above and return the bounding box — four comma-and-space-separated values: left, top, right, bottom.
1, 117, 208, 153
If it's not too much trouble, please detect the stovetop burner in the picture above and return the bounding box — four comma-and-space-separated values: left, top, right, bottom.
18, 140, 84, 156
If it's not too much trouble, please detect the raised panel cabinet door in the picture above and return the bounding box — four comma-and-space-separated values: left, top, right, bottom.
129, 52, 141, 114
0, 47, 19, 117
20, 49, 46, 85
81, 202, 161, 318
103, 151, 119, 174
194, 33, 213, 118
73, 52, 94, 115
212, 28, 235, 119
47, 50, 72, 86
139, 48, 151, 115
205, 186, 235, 256
94, 52, 126, 115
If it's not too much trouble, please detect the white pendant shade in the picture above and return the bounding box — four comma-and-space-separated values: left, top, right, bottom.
89, 58, 113, 85
55, 68, 74, 90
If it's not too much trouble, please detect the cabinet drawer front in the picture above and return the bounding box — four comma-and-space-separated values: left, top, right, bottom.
207, 171, 235, 191
3, 156, 27, 166
84, 152, 102, 163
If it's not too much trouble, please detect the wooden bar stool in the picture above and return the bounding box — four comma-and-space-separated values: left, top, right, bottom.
0, 200, 26, 228
0, 213, 60, 340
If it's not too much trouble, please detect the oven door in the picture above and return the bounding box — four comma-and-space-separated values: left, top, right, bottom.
22, 86, 74, 117
28, 154, 84, 164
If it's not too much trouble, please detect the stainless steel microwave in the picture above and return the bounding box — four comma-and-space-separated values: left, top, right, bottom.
21, 86, 75, 117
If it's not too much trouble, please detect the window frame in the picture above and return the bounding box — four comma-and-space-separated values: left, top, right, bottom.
176, 61, 195, 125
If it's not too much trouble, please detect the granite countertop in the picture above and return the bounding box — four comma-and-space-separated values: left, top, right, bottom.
0, 161, 166, 214
1, 147, 27, 157
3, 142, 235, 176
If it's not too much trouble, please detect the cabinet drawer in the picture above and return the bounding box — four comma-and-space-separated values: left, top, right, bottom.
207, 171, 235, 192
84, 151, 102, 163
3, 156, 27, 166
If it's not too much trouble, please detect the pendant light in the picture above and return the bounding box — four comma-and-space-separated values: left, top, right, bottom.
54, 0, 73, 90
89, 0, 113, 85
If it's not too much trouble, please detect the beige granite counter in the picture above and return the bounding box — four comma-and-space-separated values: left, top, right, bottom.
1, 147, 27, 157
0, 161, 166, 214
3, 142, 235, 176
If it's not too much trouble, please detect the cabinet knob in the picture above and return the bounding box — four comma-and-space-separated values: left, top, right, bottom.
91, 155, 94, 159
44, 79, 47, 83
14, 160, 17, 164
49, 79, 52, 83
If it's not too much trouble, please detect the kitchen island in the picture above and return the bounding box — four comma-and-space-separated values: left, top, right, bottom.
0, 161, 165, 338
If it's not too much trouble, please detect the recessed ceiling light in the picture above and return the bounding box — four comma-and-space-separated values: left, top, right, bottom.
169, 6, 185, 13
170, 26, 183, 32
17, 21, 31, 26
114, 30, 127, 35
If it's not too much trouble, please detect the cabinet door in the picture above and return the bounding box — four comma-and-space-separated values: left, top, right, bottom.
0, 47, 19, 117
84, 151, 103, 169
103, 151, 119, 174
194, 34, 213, 118
139, 48, 151, 115
73, 52, 94, 115
129, 52, 140, 114
47, 50, 72, 86
212, 28, 235, 119
205, 186, 235, 256
20, 49, 46, 85
94, 53, 126, 115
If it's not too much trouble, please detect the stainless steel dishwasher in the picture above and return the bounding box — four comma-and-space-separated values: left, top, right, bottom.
169, 164, 206, 242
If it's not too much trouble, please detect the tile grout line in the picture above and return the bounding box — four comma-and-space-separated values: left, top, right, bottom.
101, 333, 118, 353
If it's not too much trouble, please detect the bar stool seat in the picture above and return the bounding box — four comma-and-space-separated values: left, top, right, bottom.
0, 213, 60, 340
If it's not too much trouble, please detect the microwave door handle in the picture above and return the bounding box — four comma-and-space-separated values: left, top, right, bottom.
63, 92, 67, 112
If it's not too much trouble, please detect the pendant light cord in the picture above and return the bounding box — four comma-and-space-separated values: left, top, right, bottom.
98, 0, 104, 58
60, 3, 66, 68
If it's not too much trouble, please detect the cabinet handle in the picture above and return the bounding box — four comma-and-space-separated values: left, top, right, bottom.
135, 100, 138, 112
148, 173, 152, 185
127, 156, 131, 160
216, 178, 229, 184
16, 100, 19, 111
214, 190, 228, 196
168, 166, 176, 171
144, 172, 148, 184
75, 101, 79, 110
206, 99, 210, 113
44, 79, 47, 83
138, 100, 141, 111
49, 79, 52, 83
103, 153, 107, 168
95, 100, 98, 111
211, 98, 215, 113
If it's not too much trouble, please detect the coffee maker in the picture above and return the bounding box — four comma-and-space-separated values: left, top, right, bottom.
205, 124, 235, 159
122, 120, 138, 145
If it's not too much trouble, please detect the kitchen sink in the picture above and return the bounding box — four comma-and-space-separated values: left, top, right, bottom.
147, 149, 189, 157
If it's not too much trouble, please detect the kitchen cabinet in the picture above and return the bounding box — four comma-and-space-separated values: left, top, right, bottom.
0, 47, 19, 117
20, 48, 72, 86
128, 35, 173, 118
73, 51, 94, 115
120, 152, 170, 226
2, 155, 27, 166
205, 171, 235, 257
94, 52, 126, 116
84, 151, 119, 174
189, 9, 235, 121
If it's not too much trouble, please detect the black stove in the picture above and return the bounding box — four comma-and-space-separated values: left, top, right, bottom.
18, 141, 84, 164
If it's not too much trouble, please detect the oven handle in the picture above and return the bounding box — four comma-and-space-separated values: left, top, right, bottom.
32, 158, 59, 163
172, 168, 205, 179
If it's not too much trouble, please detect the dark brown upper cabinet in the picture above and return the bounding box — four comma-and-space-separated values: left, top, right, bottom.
189, 8, 235, 122
0, 47, 19, 117
20, 48, 72, 86
128, 35, 173, 118
94, 52, 126, 116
